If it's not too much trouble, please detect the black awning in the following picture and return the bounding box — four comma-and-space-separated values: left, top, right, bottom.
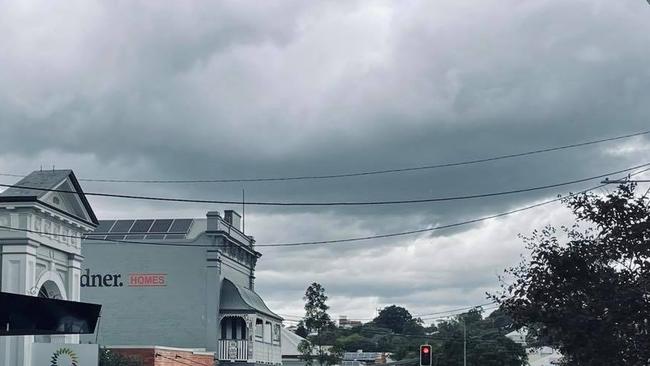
0, 291, 101, 336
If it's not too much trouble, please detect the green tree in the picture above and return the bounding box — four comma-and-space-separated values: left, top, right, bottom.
299, 283, 340, 366
432, 309, 527, 366
295, 320, 309, 338
493, 184, 650, 365
373, 305, 422, 334
335, 333, 377, 352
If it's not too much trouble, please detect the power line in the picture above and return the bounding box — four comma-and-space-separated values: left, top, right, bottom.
2, 130, 647, 184
1, 166, 647, 248
257, 166, 650, 247
280, 302, 497, 322
0, 162, 648, 207
1, 166, 647, 249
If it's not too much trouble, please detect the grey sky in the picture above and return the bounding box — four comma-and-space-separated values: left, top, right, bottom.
1, 0, 650, 322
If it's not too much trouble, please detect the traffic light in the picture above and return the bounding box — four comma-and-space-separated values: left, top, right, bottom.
419, 344, 432, 366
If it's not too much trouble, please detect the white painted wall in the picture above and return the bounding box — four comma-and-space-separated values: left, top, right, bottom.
80, 243, 210, 348
0, 202, 93, 366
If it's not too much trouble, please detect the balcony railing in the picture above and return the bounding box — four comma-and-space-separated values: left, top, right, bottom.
217, 339, 281, 365
218, 339, 249, 361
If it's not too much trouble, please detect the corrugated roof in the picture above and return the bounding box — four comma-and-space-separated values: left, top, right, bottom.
220, 278, 282, 320
281, 328, 306, 356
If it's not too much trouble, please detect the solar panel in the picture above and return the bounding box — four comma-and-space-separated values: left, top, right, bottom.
110, 220, 134, 233
169, 219, 193, 233
149, 219, 173, 233
130, 220, 154, 233
94, 220, 115, 233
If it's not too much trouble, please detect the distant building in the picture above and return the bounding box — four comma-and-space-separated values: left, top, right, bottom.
506, 329, 562, 365
338, 315, 362, 329
281, 328, 339, 366
342, 350, 392, 366
281, 328, 306, 366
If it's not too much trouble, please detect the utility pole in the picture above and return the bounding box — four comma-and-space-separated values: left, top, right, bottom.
463, 320, 467, 366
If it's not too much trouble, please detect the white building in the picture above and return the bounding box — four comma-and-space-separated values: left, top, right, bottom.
81, 210, 283, 366
506, 329, 562, 365
0, 170, 99, 366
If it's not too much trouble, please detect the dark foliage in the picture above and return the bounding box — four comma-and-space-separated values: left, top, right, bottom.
493, 184, 650, 365
99, 349, 141, 366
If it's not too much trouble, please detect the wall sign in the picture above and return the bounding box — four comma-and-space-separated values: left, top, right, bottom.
81, 269, 167, 288
32, 343, 98, 366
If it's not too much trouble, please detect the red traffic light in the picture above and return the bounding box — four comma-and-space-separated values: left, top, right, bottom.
420, 345, 432, 366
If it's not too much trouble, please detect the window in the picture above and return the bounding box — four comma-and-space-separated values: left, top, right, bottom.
265, 321, 272, 343
255, 319, 264, 339
52, 196, 60, 205
273, 324, 281, 343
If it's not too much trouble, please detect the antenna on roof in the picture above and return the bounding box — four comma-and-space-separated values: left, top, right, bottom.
40, 165, 43, 172
242, 187, 246, 234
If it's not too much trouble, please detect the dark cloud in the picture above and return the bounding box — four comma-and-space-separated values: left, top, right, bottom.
1, 0, 650, 318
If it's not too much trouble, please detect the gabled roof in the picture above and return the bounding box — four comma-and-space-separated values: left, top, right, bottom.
0, 170, 98, 226
220, 278, 282, 320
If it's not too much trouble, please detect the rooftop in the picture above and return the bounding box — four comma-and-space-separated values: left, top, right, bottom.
0, 169, 98, 225
0, 170, 73, 199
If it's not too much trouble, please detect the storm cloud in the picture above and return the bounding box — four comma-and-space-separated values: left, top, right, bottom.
1, 0, 650, 321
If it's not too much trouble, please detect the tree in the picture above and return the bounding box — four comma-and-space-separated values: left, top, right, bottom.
432, 308, 527, 366
493, 184, 650, 365
299, 283, 339, 366
373, 305, 419, 333
335, 333, 377, 352
295, 320, 309, 338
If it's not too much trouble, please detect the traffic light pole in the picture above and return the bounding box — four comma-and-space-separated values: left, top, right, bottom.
463, 320, 467, 366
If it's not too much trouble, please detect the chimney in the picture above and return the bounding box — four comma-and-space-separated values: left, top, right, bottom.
206, 211, 221, 231
224, 210, 242, 230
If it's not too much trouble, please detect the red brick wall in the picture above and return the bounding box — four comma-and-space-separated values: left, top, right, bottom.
109, 347, 215, 366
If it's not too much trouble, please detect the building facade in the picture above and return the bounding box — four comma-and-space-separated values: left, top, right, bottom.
81, 210, 283, 366
0, 170, 99, 366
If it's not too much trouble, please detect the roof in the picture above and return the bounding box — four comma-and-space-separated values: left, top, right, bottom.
0, 170, 98, 225
220, 278, 282, 320
343, 352, 385, 361
0, 170, 72, 198
281, 328, 306, 356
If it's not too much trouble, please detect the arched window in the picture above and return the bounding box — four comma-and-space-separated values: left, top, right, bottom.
264, 321, 272, 343
220, 316, 247, 340
35, 280, 63, 343
38, 280, 63, 300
